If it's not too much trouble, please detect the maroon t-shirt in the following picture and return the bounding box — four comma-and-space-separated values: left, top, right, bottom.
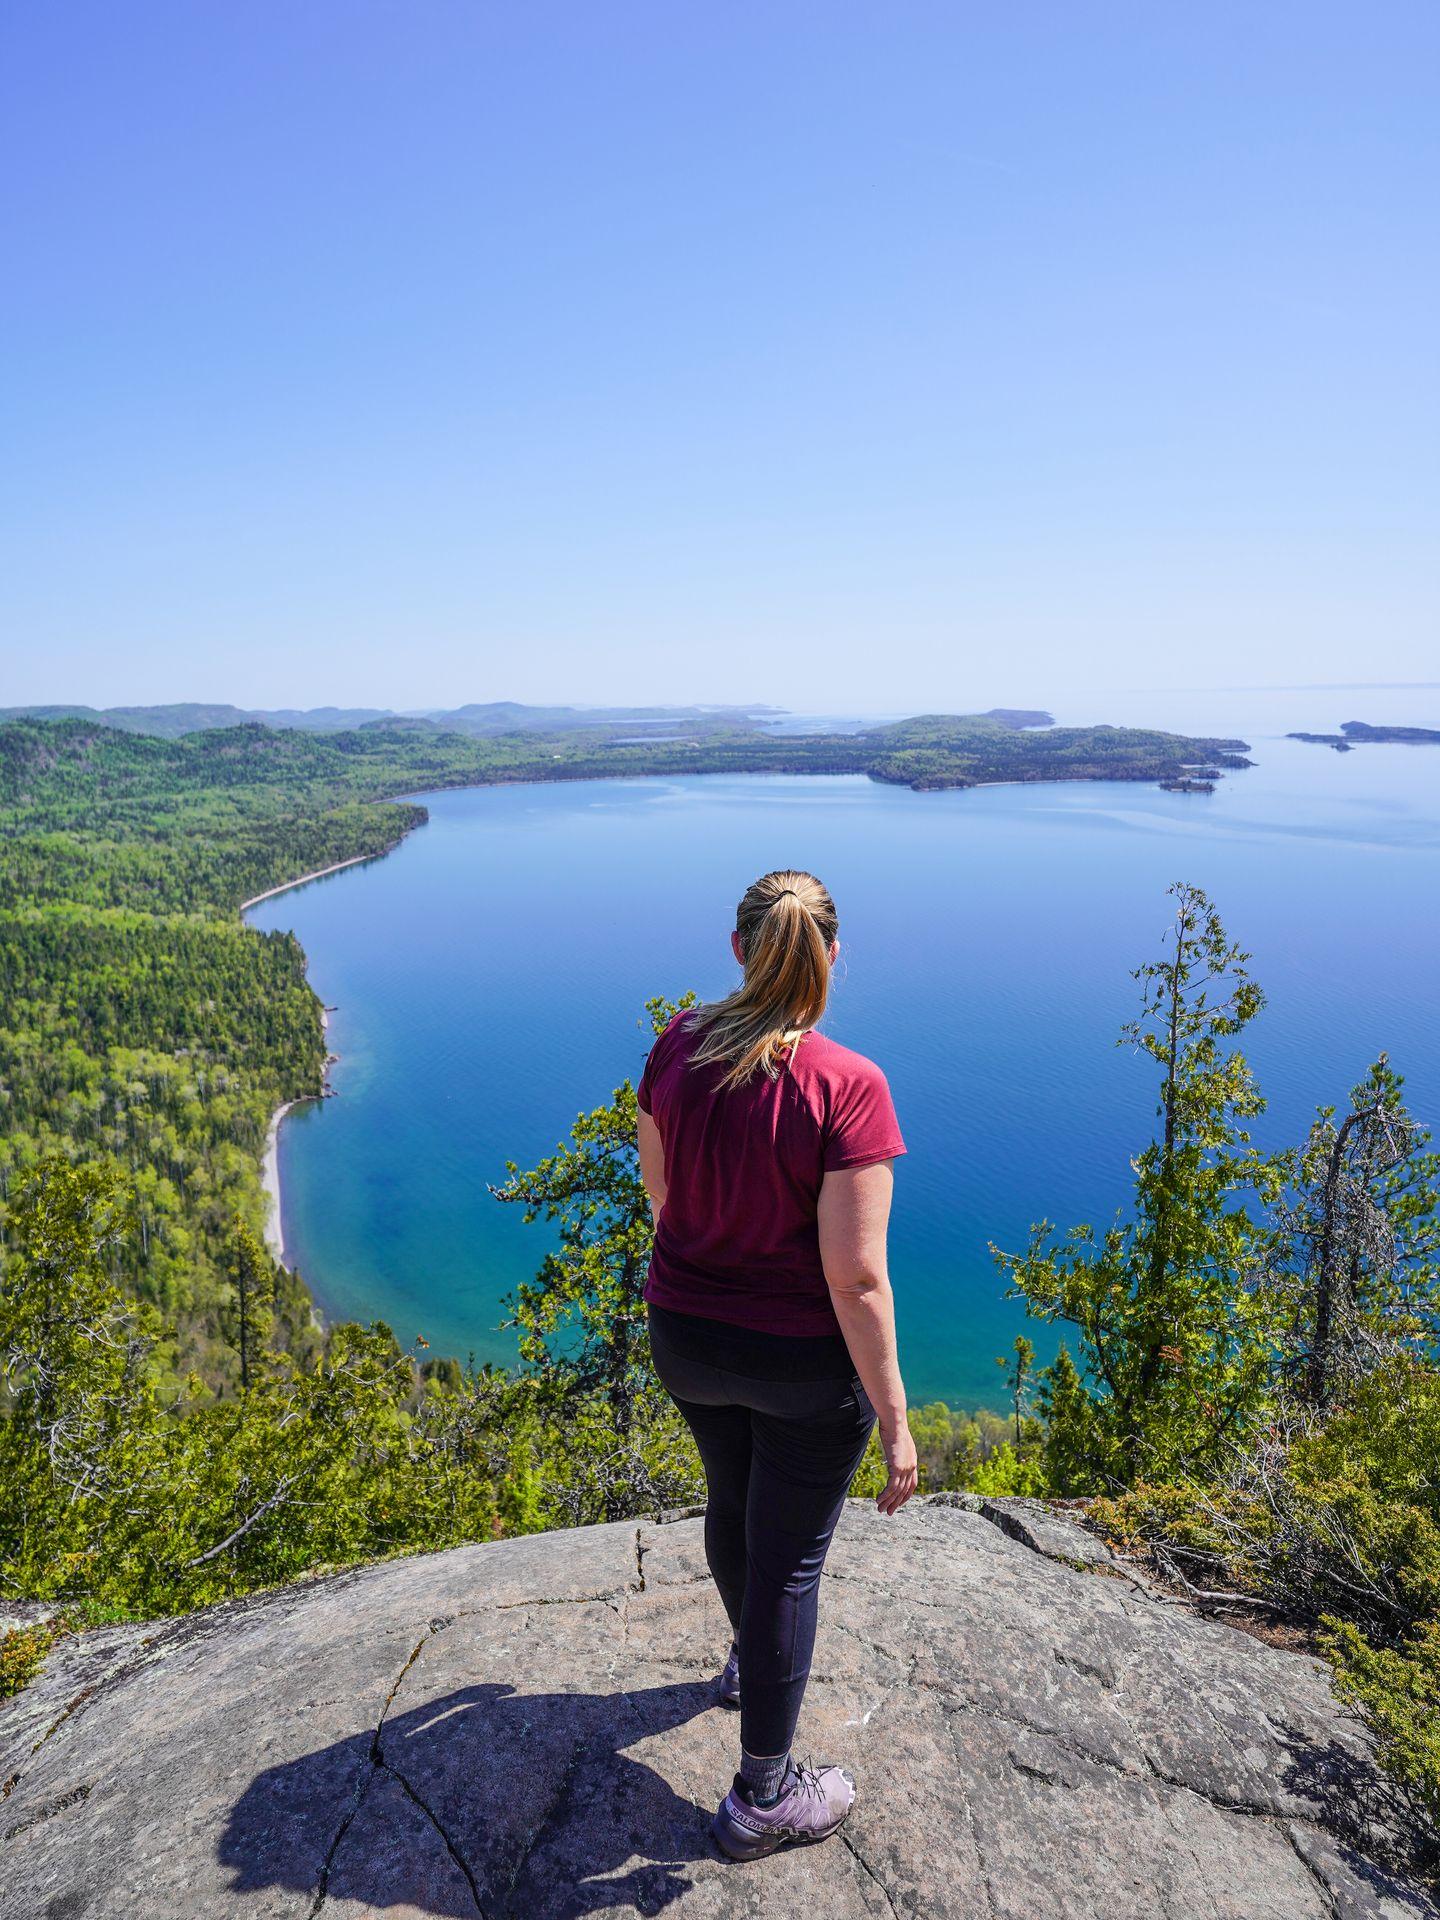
637, 1013, 906, 1336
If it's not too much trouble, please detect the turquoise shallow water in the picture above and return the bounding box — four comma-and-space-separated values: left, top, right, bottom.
249, 708, 1440, 1407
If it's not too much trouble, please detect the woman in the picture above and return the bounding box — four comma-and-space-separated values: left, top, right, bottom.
636, 868, 917, 1861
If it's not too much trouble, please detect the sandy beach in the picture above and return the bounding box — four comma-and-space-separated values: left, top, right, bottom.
261, 1010, 334, 1267
247, 848, 398, 1265
239, 853, 375, 913
260, 1099, 300, 1264
241, 838, 357, 1269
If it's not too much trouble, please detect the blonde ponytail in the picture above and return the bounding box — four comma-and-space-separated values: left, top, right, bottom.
687, 870, 839, 1089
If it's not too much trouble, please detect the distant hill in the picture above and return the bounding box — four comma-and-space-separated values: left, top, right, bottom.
0, 702, 393, 737
0, 700, 783, 739
0, 700, 1060, 742
866, 710, 1055, 742
418, 701, 779, 736
975, 707, 1054, 728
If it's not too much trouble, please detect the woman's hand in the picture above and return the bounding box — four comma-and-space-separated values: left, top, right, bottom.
876, 1419, 918, 1516
817, 1163, 916, 1515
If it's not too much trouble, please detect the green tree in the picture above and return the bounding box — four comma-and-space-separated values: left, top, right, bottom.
491, 994, 703, 1523
0, 1160, 172, 1601
493, 995, 686, 1429
995, 884, 1286, 1492
0, 1158, 516, 1614
0, 1163, 160, 1573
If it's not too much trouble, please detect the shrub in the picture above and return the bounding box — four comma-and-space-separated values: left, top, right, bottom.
1324, 1618, 1440, 1844
1095, 1363, 1440, 1635
0, 1619, 63, 1698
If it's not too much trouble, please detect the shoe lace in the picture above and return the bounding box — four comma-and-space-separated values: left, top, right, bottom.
791, 1758, 826, 1802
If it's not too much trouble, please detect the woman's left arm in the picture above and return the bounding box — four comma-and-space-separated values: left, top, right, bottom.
637, 1108, 667, 1223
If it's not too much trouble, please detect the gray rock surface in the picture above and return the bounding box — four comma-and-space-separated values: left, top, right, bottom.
2, 1498, 1434, 1920
978, 1496, 1131, 1570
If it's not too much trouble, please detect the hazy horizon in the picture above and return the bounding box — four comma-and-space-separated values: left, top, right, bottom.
4, 5, 1437, 710
9, 681, 1439, 717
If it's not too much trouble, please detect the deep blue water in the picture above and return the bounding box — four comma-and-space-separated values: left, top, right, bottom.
249, 698, 1440, 1408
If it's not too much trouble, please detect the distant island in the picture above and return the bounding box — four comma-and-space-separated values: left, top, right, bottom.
1288, 719, 1440, 751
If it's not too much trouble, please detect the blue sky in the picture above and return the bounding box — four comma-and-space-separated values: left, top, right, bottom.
2, 3, 1436, 712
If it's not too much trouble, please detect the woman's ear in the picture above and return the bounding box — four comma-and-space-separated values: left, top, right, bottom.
731, 929, 745, 965
829, 939, 840, 966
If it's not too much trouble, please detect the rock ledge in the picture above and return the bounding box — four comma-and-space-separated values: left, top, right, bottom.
3, 1497, 1434, 1919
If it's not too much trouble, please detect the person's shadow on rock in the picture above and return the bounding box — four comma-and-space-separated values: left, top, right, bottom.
221, 1677, 722, 1917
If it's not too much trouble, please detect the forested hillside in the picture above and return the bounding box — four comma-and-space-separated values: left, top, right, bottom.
0, 725, 429, 1382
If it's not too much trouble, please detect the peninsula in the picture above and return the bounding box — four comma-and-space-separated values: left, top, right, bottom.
1, 704, 1254, 825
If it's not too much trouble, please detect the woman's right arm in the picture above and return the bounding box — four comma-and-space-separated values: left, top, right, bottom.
817, 1161, 918, 1516
637, 1108, 667, 1224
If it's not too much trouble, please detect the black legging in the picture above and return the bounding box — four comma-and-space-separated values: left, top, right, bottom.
648, 1303, 875, 1758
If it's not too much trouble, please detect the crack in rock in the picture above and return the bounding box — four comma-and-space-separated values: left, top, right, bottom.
1138, 1746, 1331, 1833
1155, 1789, 1226, 1920
33, 1685, 99, 1761
935, 1707, 999, 1918
6, 1580, 458, 1810
1051, 1645, 1118, 1689
955, 1772, 999, 1919
309, 1616, 450, 1915
841, 1828, 902, 1916
496, 1736, 587, 1913
3, 1778, 92, 1843
938, 1691, 1143, 1784
383, 1759, 486, 1917
493, 1590, 630, 1612
1287, 1827, 1344, 1920
308, 1768, 375, 1919
1008, 1753, 1073, 1788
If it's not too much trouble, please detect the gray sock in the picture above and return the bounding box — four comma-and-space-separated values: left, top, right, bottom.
740, 1747, 791, 1805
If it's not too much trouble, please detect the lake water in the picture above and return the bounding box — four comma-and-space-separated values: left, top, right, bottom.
248, 690, 1440, 1408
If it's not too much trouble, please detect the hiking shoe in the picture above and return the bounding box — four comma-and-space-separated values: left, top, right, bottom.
712, 1761, 857, 1860
716, 1641, 741, 1709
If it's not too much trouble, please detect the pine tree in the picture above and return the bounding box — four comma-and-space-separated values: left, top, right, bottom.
1263, 1055, 1440, 1412
997, 1334, 1035, 1448
220, 1219, 276, 1393
994, 884, 1287, 1491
